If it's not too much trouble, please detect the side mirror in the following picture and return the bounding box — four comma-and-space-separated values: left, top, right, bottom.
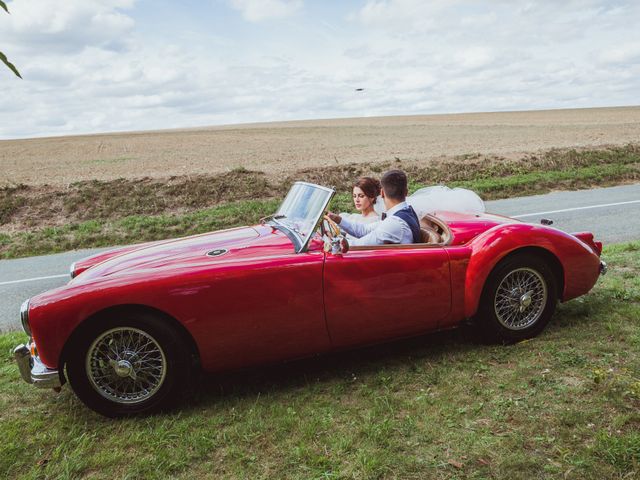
328, 235, 349, 255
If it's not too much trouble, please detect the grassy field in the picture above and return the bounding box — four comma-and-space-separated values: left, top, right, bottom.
0, 242, 638, 479
1, 145, 639, 259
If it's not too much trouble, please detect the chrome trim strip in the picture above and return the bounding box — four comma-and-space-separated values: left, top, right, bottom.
293, 181, 335, 194
270, 222, 303, 252
20, 299, 31, 337
599, 260, 608, 276
69, 261, 77, 279
13, 344, 61, 389
350, 243, 445, 251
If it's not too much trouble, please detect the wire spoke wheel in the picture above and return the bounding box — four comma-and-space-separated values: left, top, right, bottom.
86, 327, 167, 404
494, 267, 548, 330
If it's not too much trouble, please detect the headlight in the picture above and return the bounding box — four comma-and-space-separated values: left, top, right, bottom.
69, 261, 77, 279
20, 299, 31, 337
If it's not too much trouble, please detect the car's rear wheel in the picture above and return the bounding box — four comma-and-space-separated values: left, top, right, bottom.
477, 253, 558, 343
66, 311, 190, 417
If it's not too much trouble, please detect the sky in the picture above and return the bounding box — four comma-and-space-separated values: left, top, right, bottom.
0, 0, 639, 139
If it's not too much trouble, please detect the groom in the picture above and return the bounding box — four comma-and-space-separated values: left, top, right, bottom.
326, 169, 421, 246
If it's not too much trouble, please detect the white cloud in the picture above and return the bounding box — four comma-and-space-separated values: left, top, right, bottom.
345, 0, 640, 113
355, 0, 459, 32
598, 43, 640, 65
227, 0, 302, 22
2, 0, 135, 53
453, 47, 494, 70
0, 0, 639, 139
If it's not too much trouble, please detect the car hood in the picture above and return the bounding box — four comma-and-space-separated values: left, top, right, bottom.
74, 225, 293, 282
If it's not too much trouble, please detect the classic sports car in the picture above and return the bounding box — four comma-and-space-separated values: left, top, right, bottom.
14, 182, 606, 417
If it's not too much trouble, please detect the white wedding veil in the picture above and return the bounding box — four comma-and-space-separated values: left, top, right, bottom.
373, 185, 485, 218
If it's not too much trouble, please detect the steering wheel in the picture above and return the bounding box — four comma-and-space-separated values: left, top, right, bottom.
322, 215, 341, 240
322, 215, 349, 254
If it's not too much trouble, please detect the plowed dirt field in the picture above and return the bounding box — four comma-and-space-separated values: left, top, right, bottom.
1, 106, 639, 186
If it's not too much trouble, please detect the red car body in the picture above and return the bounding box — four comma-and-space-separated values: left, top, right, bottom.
26, 209, 602, 376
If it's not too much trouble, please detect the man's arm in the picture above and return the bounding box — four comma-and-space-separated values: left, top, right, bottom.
340, 215, 379, 238
326, 212, 378, 239
348, 217, 404, 246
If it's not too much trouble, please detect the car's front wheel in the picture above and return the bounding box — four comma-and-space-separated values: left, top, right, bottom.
66, 311, 191, 417
477, 253, 558, 343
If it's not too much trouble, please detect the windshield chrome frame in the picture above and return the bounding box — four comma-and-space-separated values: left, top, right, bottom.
270, 182, 335, 254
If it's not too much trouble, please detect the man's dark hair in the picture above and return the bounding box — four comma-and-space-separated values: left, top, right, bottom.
381, 169, 408, 201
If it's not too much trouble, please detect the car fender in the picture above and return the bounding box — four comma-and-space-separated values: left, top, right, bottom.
26, 276, 194, 369
463, 223, 601, 318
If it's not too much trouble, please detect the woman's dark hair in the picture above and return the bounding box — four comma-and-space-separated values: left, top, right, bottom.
380, 169, 408, 200
354, 177, 381, 203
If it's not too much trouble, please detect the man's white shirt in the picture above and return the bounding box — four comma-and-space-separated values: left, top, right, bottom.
339, 201, 414, 246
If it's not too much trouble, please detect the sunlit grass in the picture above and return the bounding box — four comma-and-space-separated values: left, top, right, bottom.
0, 243, 638, 478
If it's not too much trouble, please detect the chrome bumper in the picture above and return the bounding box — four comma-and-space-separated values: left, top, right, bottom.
599, 260, 608, 276
14, 344, 61, 389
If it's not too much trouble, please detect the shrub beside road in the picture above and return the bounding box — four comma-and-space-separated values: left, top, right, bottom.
1, 145, 639, 259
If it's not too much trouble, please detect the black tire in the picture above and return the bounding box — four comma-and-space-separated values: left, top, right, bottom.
477, 252, 558, 343
66, 311, 191, 417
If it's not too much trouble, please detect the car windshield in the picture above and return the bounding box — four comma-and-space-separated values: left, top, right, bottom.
271, 182, 334, 252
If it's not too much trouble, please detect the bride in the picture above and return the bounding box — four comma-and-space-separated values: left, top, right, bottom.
339, 177, 381, 241
340, 176, 382, 224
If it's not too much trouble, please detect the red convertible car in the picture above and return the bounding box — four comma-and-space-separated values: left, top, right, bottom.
14, 182, 606, 416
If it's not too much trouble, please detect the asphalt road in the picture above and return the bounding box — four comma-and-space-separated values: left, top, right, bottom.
1, 183, 639, 332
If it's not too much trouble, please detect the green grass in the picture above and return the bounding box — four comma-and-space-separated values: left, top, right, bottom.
0, 243, 638, 479
1, 199, 280, 259
449, 162, 638, 198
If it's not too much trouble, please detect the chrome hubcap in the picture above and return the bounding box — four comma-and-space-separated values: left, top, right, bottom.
494, 267, 547, 330
114, 360, 133, 377
86, 327, 167, 404
519, 292, 532, 310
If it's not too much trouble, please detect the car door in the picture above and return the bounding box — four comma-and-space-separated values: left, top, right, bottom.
323, 245, 451, 348
182, 247, 332, 372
